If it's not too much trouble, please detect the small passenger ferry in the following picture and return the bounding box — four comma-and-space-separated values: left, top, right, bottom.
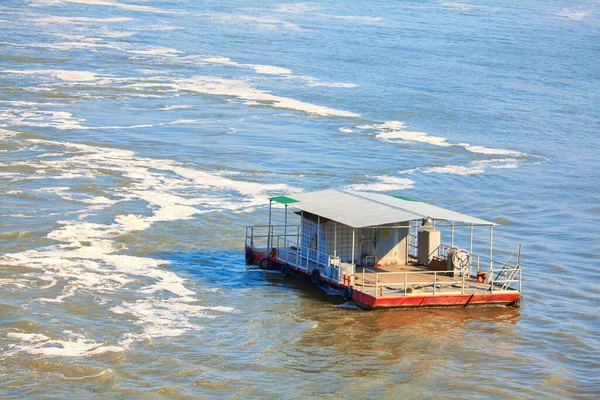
244, 189, 521, 310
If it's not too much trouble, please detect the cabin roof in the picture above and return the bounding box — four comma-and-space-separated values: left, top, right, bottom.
270, 189, 496, 228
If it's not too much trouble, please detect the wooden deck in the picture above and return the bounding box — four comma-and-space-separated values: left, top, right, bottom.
353, 263, 493, 298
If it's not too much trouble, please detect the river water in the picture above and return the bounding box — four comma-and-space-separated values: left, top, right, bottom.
0, 0, 598, 398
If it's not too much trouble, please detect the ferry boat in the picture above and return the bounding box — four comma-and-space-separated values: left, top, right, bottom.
244, 189, 522, 310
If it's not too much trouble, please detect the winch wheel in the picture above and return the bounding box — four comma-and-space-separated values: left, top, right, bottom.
451, 248, 471, 273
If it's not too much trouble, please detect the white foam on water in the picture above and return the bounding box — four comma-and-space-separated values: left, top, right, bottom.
128, 47, 183, 56
98, 28, 135, 38
6, 332, 126, 357
461, 144, 525, 156
441, 3, 499, 12
348, 176, 415, 191
250, 64, 292, 75
33, 16, 132, 24
0, 279, 30, 288
146, 76, 361, 117
0, 127, 19, 137
1, 69, 108, 82
306, 81, 358, 88
0, 100, 58, 107
154, 105, 193, 111
55, 0, 178, 14
378, 130, 450, 146
205, 13, 301, 31
555, 9, 590, 20
1, 106, 199, 130
2, 138, 299, 356
195, 55, 292, 76
356, 121, 527, 163
423, 165, 486, 176
328, 15, 382, 24
274, 4, 321, 14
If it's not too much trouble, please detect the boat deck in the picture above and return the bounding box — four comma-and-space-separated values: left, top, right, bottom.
354, 262, 493, 298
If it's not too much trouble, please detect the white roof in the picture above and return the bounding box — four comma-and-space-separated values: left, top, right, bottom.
273, 189, 495, 228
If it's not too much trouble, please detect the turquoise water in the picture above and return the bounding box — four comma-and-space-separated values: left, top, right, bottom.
0, 1, 598, 398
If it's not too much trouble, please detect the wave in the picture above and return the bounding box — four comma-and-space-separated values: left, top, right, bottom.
347, 176, 415, 191
1, 138, 296, 356
136, 75, 360, 117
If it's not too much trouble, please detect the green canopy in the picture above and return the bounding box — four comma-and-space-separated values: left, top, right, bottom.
269, 195, 299, 205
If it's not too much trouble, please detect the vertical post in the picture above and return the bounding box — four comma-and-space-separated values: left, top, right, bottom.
362, 268, 365, 291
351, 228, 356, 266
433, 271, 437, 296
317, 216, 320, 267
490, 225, 494, 294
470, 224, 473, 254
517, 244, 522, 293
284, 205, 288, 262
300, 210, 304, 268
334, 222, 337, 259
414, 223, 418, 253
489, 225, 493, 270
267, 200, 272, 250
404, 272, 407, 297
451, 221, 455, 247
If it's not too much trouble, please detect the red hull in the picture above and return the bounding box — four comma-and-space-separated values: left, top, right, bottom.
353, 290, 520, 310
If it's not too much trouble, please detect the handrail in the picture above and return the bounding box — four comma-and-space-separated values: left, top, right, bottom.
246, 224, 300, 229
358, 266, 519, 299
273, 235, 345, 284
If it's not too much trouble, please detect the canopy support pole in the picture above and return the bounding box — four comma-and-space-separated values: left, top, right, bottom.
351, 228, 356, 265
489, 225, 494, 271
451, 221, 455, 247
284, 205, 288, 256
317, 216, 320, 266
470, 224, 473, 254
334, 222, 337, 259
268, 200, 272, 249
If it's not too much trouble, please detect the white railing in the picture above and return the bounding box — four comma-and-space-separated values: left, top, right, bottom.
358, 265, 520, 299
408, 233, 418, 258
359, 268, 467, 298
245, 224, 300, 249
490, 257, 522, 293
273, 235, 345, 284
246, 224, 348, 285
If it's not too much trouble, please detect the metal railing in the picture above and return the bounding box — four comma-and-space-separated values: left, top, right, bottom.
245, 224, 300, 249
358, 264, 520, 299
245, 224, 348, 285
273, 235, 346, 284
408, 233, 418, 258
359, 268, 471, 298
489, 246, 522, 292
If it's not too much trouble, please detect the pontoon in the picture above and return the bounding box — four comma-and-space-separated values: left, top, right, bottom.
244, 189, 521, 310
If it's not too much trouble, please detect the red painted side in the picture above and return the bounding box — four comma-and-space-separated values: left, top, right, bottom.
353, 291, 520, 310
